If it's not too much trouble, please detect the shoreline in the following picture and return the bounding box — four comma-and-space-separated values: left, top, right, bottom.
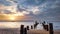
0, 28, 60, 34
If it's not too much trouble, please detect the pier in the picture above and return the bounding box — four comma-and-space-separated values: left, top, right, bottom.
0, 21, 59, 34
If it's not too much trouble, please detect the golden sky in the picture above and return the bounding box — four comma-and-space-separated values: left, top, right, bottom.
0, 14, 34, 22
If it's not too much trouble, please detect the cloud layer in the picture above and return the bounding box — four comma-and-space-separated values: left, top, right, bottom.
0, 0, 60, 22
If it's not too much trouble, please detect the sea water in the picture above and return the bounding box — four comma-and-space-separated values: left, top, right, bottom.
0, 22, 60, 30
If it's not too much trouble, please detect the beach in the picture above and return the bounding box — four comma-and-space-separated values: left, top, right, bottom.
28, 29, 60, 34
54, 30, 60, 34
0, 22, 60, 34
0, 28, 60, 34
27, 29, 49, 34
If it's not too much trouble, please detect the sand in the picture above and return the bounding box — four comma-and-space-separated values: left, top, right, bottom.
28, 29, 60, 34
0, 28, 60, 34
27, 29, 49, 34
54, 30, 60, 34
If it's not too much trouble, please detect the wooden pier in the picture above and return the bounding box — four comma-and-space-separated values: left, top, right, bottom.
0, 22, 59, 34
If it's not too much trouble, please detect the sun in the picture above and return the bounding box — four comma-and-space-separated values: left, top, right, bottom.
8, 16, 16, 21
9, 17, 15, 20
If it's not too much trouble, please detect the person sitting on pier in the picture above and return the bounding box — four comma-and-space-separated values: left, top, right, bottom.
34, 21, 39, 29
42, 21, 45, 28
42, 21, 48, 31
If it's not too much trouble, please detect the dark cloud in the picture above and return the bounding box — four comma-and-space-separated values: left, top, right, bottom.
22, 0, 45, 6
2, 10, 12, 14
0, 0, 12, 6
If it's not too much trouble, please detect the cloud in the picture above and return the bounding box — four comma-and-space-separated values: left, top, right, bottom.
0, 0, 31, 15
0, 0, 60, 22
1, 0, 59, 15
0, 0, 13, 6
25, 6, 40, 15
0, 0, 46, 15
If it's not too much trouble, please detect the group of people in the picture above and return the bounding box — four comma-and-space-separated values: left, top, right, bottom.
33, 21, 48, 31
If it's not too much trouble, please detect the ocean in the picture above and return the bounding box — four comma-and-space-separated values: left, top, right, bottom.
0, 22, 60, 30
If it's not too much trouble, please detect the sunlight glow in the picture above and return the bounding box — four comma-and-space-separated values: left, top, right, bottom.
0, 5, 26, 21
9, 16, 15, 20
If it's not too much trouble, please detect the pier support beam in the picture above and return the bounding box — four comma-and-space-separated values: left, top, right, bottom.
20, 25, 24, 34
49, 23, 54, 34
24, 28, 27, 34
26, 26, 29, 30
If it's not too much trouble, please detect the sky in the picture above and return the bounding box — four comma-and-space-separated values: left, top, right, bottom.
0, 0, 60, 22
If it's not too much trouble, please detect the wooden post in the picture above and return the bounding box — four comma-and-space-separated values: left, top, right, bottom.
24, 28, 27, 34
31, 25, 33, 29
26, 26, 29, 30
49, 23, 54, 34
20, 25, 24, 34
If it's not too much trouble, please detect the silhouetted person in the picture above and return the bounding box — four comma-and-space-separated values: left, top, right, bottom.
42, 21, 46, 30
42, 21, 48, 31
34, 21, 39, 29
43, 21, 45, 24
31, 25, 33, 29
26, 26, 29, 30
